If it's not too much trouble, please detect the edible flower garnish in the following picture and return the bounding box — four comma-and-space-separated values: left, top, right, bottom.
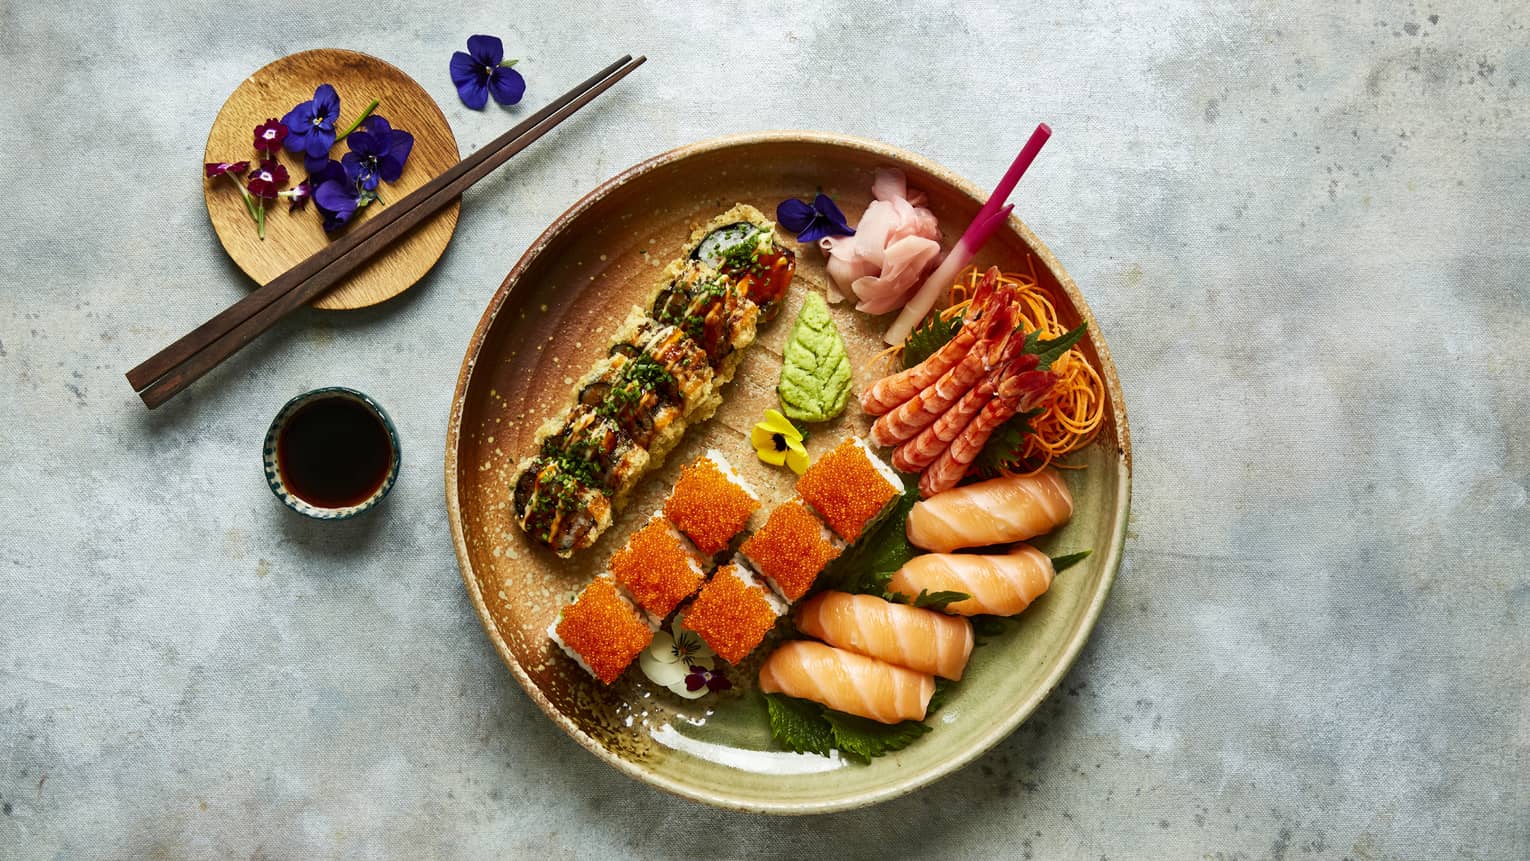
776, 193, 854, 244
243, 160, 289, 239
751, 408, 809, 474
450, 35, 526, 110
342, 115, 414, 191
252, 118, 288, 155
281, 84, 342, 171
684, 665, 733, 694
639, 627, 719, 699
204, 160, 249, 178
312, 159, 365, 233
245, 160, 289, 200
280, 180, 312, 212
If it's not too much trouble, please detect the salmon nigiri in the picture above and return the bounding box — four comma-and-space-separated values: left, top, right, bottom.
888, 544, 1056, 617
905, 468, 1072, 552
758, 640, 935, 724
794, 592, 974, 680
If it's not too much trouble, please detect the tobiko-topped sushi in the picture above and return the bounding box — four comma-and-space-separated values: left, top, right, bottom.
680, 560, 786, 665
548, 576, 656, 684
608, 515, 708, 620
663, 450, 761, 556
795, 437, 903, 542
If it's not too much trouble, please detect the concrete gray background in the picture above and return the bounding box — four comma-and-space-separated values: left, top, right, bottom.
2, 0, 1526, 858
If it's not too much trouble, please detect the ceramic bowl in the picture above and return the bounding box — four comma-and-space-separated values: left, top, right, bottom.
264, 386, 401, 519
445, 132, 1132, 813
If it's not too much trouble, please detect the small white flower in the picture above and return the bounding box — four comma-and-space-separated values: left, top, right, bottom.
639, 627, 717, 699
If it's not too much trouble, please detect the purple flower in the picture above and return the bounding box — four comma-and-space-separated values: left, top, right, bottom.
312, 159, 364, 232
204, 160, 249, 178
246, 160, 289, 200
280, 180, 312, 212
252, 118, 288, 155
777, 193, 855, 243
683, 665, 732, 693
342, 115, 414, 191
281, 84, 341, 172
450, 35, 526, 110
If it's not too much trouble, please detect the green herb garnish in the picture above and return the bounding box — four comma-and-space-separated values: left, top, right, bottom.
764, 691, 836, 757
764, 693, 931, 763
1050, 549, 1092, 573
902, 312, 961, 368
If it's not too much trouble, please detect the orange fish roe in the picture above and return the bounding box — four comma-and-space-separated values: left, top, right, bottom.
610, 518, 706, 618
554, 578, 654, 684
740, 500, 842, 602
796, 439, 900, 542
683, 565, 781, 664
663, 455, 760, 555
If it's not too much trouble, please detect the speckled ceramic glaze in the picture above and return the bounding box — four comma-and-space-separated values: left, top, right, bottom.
445, 132, 1132, 814
264, 387, 401, 519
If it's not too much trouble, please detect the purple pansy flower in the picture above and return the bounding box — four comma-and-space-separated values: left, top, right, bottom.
342, 115, 414, 191
281, 84, 341, 172
204, 160, 249, 178
777, 193, 855, 243
252, 118, 288, 155
683, 665, 732, 693
450, 35, 526, 110
246, 160, 289, 200
312, 159, 366, 233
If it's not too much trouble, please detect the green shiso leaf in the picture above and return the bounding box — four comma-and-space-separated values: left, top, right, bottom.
1050, 549, 1092, 573
764, 693, 836, 757
912, 589, 971, 611
777, 292, 852, 423
823, 709, 931, 762
969, 409, 1040, 479
926, 678, 956, 716
1022, 322, 1088, 371
903, 312, 961, 369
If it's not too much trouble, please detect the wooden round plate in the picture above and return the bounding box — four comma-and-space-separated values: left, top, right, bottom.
445, 132, 1132, 814
203, 48, 460, 310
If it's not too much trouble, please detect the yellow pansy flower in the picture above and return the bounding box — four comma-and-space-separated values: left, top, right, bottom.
751, 408, 809, 475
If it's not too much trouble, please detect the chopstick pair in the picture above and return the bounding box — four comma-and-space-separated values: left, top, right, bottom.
126, 54, 647, 409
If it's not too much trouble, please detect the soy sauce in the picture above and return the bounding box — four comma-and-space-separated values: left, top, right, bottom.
277, 396, 393, 508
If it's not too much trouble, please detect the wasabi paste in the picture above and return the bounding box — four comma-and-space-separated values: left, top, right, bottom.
777, 292, 852, 423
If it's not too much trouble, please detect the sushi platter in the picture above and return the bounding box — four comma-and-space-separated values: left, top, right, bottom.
446, 131, 1131, 813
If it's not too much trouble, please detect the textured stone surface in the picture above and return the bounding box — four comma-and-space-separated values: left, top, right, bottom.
2, 1, 1527, 857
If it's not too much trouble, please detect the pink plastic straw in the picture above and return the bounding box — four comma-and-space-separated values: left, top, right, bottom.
884, 124, 1052, 346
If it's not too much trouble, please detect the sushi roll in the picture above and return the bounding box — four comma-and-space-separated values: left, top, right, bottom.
606, 308, 718, 417
548, 576, 656, 684
739, 498, 844, 602
796, 437, 905, 543
512, 455, 614, 558
687, 205, 797, 323
649, 260, 761, 377
608, 516, 708, 620
679, 559, 787, 665
537, 409, 650, 498
663, 450, 762, 557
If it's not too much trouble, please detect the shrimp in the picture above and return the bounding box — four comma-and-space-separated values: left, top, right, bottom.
918, 368, 1054, 497
890, 369, 998, 473
858, 269, 1000, 415
889, 333, 1035, 472
868, 302, 1017, 448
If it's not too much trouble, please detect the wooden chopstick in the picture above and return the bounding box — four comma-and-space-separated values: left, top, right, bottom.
128, 55, 644, 408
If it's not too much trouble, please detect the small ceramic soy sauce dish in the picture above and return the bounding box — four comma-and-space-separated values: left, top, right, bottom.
263, 387, 401, 520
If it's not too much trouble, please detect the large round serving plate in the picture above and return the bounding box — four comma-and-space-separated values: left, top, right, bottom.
446, 132, 1131, 814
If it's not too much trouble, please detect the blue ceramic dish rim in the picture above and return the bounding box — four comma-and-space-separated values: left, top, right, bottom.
263, 386, 401, 520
